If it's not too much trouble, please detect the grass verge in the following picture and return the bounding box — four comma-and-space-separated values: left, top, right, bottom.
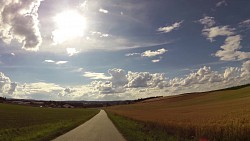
106, 111, 182, 141
0, 103, 99, 141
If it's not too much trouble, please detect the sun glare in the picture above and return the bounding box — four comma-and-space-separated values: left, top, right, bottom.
52, 10, 87, 44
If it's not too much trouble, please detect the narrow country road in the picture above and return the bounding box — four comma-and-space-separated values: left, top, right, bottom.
53, 110, 126, 141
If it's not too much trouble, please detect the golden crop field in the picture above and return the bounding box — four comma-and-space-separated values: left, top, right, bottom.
106, 85, 250, 140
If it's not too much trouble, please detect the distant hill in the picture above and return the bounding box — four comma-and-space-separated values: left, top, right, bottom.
138, 83, 250, 103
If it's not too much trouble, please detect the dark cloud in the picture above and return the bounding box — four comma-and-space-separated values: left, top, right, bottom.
8, 82, 17, 94
0, 0, 42, 51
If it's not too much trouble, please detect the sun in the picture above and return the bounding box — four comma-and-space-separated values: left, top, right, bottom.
52, 10, 87, 44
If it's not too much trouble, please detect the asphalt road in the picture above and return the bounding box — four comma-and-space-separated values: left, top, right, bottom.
53, 110, 126, 141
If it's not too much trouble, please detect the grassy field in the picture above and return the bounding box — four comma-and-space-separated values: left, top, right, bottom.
0, 103, 99, 141
106, 85, 250, 141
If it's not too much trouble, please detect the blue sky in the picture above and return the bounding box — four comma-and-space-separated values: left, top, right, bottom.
0, 0, 249, 100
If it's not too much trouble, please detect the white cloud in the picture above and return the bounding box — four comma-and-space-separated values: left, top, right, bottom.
215, 35, 250, 61
101, 34, 109, 37
83, 72, 110, 80
199, 16, 250, 61
0, 72, 11, 94
58, 87, 77, 96
0, 72, 18, 95
0, 0, 42, 51
55, 61, 68, 65
216, 0, 227, 7
202, 26, 235, 41
241, 60, 250, 78
126, 71, 152, 88
239, 19, 250, 28
71, 68, 84, 73
91, 81, 125, 94
126, 49, 166, 62
90, 31, 109, 38
223, 67, 240, 79
67, 48, 79, 56
44, 60, 55, 63
157, 21, 183, 33
89, 69, 127, 94
99, 8, 108, 14
108, 68, 128, 87
199, 16, 216, 28
21, 82, 63, 93
125, 53, 140, 57
43, 60, 68, 65
3, 60, 250, 100
152, 59, 160, 63
141, 48, 167, 57
80, 0, 88, 9
176, 66, 223, 86
11, 53, 15, 56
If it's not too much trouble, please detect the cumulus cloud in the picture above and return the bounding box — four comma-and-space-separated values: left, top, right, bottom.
91, 81, 125, 94
8, 82, 17, 94
108, 68, 128, 86
0, 0, 42, 51
83, 72, 110, 80
90, 69, 167, 94
99, 8, 108, 14
0, 72, 18, 95
64, 88, 75, 94
157, 21, 183, 33
181, 66, 223, 86
141, 48, 167, 57
241, 60, 250, 78
67, 48, 79, 56
0, 72, 11, 94
57, 87, 77, 97
3, 61, 250, 100
223, 67, 240, 80
126, 71, 167, 88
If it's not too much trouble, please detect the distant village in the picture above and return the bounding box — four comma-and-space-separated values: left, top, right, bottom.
0, 96, 163, 108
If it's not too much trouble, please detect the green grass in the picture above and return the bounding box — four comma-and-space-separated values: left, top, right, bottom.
0, 103, 99, 141
107, 111, 181, 141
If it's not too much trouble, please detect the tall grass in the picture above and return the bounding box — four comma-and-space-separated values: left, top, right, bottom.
0, 103, 99, 141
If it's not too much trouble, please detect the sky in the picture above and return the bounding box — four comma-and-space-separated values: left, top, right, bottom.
0, 0, 250, 101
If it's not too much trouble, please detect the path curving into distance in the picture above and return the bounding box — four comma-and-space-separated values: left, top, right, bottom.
53, 110, 126, 141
